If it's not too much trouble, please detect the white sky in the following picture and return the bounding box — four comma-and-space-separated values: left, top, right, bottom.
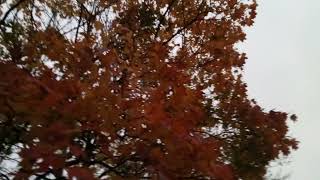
241, 0, 320, 179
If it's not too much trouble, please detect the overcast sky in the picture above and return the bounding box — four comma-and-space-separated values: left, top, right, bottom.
241, 0, 320, 179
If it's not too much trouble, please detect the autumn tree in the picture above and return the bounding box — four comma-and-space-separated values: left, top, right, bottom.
0, 0, 297, 179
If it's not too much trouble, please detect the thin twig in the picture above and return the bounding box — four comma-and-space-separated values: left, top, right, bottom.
154, 0, 177, 38
0, 0, 27, 26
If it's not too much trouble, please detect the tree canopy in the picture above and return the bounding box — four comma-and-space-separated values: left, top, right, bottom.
0, 0, 297, 179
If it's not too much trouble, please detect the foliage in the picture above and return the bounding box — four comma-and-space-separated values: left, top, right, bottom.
0, 0, 297, 179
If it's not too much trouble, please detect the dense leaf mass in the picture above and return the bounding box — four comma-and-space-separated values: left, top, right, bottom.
0, 0, 297, 179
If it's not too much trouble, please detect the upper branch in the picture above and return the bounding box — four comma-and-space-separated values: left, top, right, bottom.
154, 0, 177, 38
0, 0, 27, 26
162, 0, 207, 45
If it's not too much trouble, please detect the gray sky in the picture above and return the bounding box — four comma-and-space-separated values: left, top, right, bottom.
241, 0, 320, 179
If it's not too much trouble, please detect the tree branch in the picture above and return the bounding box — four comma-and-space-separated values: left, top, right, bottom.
0, 0, 27, 26
154, 0, 177, 38
162, 15, 200, 45
0, 172, 10, 180
162, 0, 207, 45
75, 4, 83, 42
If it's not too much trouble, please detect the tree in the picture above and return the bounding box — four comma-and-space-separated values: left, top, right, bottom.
0, 0, 297, 179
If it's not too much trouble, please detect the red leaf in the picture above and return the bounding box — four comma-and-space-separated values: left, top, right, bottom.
68, 167, 95, 180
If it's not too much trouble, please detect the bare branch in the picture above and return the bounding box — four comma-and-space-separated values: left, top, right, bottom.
162, 0, 207, 45
75, 4, 84, 42
0, 0, 27, 26
154, 0, 177, 38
